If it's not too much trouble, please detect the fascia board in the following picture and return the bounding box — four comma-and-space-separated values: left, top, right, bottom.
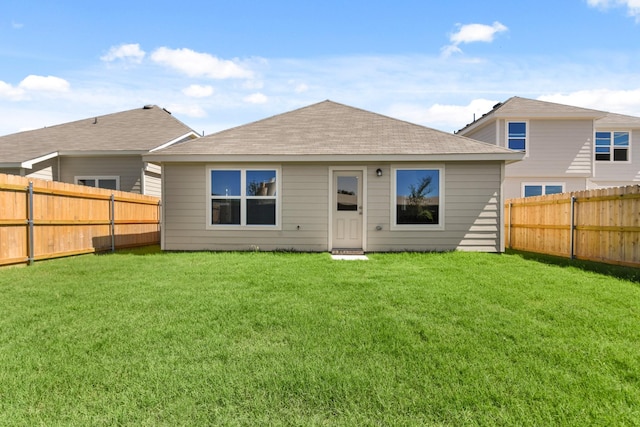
149, 131, 201, 152
144, 152, 526, 163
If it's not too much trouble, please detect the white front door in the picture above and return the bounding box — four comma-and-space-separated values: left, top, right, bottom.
332, 171, 363, 249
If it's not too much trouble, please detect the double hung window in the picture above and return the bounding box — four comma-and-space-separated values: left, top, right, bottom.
595, 131, 629, 162
209, 168, 278, 227
508, 122, 527, 151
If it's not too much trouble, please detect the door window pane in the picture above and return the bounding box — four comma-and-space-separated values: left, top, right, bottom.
337, 176, 358, 211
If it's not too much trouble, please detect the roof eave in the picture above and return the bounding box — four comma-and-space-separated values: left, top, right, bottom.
144, 152, 525, 163
59, 150, 149, 157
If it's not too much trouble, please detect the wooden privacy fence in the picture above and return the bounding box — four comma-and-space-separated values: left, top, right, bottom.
0, 173, 160, 267
505, 185, 640, 267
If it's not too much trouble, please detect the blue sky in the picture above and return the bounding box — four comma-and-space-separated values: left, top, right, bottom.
1, 0, 640, 136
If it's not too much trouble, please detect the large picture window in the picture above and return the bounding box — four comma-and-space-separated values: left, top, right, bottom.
595, 131, 629, 162
209, 168, 278, 227
393, 168, 442, 228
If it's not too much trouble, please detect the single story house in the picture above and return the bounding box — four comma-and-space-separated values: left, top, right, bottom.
145, 101, 524, 253
0, 105, 199, 197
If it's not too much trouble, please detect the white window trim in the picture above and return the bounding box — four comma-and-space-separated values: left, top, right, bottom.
521, 182, 565, 197
205, 165, 281, 230
506, 120, 529, 157
593, 130, 631, 163
74, 176, 120, 190
390, 165, 445, 231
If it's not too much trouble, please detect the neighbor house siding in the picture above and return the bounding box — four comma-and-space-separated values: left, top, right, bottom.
59, 156, 144, 193
25, 157, 58, 181
592, 128, 640, 184
463, 122, 497, 145
367, 162, 502, 252
505, 119, 593, 178
0, 168, 23, 176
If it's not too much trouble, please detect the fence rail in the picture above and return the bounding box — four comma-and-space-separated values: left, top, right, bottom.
505, 185, 640, 267
0, 173, 160, 267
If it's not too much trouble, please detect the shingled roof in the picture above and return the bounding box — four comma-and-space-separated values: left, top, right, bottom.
147, 100, 522, 162
457, 96, 607, 134
0, 105, 197, 166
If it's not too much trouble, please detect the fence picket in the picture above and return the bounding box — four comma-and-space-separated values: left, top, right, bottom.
505, 185, 640, 267
0, 173, 160, 267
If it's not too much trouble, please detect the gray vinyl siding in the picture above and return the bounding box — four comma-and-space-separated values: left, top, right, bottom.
25, 157, 58, 181
463, 122, 497, 145
505, 119, 593, 178
144, 171, 162, 197
367, 162, 502, 252
162, 161, 504, 253
59, 156, 144, 193
0, 168, 22, 176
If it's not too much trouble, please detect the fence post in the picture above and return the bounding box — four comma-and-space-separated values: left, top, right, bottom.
569, 195, 576, 259
27, 182, 35, 265
110, 194, 115, 252
508, 202, 512, 249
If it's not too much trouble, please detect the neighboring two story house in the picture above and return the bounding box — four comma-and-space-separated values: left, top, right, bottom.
0, 105, 199, 197
456, 96, 640, 198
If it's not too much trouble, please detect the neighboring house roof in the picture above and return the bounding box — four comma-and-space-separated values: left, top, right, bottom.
0, 105, 198, 168
457, 96, 607, 134
596, 112, 640, 128
146, 100, 523, 163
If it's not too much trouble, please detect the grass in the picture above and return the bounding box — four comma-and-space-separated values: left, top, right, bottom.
1, 248, 639, 426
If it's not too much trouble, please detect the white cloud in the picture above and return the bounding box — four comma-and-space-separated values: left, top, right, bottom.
539, 89, 640, 116
166, 104, 208, 118
587, 0, 640, 20
244, 92, 268, 104
294, 83, 309, 93
19, 75, 70, 92
151, 47, 253, 79
182, 84, 214, 98
442, 21, 508, 57
11, 21, 24, 29
388, 98, 500, 132
0, 81, 25, 100
101, 43, 146, 63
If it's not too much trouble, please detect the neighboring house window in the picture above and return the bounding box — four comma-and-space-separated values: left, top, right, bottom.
507, 121, 527, 151
208, 168, 278, 227
523, 183, 564, 197
393, 168, 442, 228
595, 131, 630, 162
75, 176, 119, 190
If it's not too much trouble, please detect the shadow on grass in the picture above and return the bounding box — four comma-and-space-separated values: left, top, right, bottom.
104, 245, 163, 256
507, 249, 640, 283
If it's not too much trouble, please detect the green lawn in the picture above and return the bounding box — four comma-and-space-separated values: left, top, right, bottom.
1, 248, 639, 426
